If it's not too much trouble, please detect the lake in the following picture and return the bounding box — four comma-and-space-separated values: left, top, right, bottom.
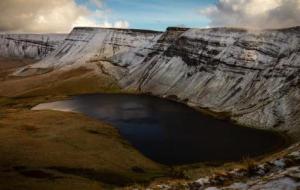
32, 94, 285, 165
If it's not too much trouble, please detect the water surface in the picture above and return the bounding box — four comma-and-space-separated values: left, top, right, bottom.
33, 94, 284, 165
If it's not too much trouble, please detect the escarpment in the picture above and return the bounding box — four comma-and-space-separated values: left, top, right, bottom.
120, 27, 300, 135
29, 27, 162, 69
8, 26, 300, 135
0, 34, 66, 59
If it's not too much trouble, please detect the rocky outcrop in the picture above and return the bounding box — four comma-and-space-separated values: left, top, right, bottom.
10, 26, 300, 135
183, 144, 300, 190
0, 34, 66, 59
136, 143, 300, 190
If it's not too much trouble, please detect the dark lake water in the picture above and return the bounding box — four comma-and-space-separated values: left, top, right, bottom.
33, 94, 284, 165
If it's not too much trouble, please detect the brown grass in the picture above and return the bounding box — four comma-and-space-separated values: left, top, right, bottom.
0, 98, 165, 189
0, 58, 165, 189
0, 58, 294, 189
0, 65, 121, 97
0, 57, 37, 82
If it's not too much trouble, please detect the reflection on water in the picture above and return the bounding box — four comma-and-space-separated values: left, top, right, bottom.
33, 94, 284, 165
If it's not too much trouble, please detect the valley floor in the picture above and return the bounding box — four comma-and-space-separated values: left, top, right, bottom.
0, 58, 299, 190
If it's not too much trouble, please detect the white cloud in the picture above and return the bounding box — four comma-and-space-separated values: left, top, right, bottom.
200, 0, 300, 29
0, 0, 129, 33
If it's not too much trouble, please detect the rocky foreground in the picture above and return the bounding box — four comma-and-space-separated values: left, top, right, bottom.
148, 143, 300, 190
1, 26, 300, 189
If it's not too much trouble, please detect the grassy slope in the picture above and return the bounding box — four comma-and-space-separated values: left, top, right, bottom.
0, 58, 294, 189
0, 58, 165, 189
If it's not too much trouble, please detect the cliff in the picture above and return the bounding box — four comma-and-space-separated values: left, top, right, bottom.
2, 26, 300, 190
11, 26, 300, 134
27, 27, 162, 68
121, 27, 300, 133
0, 33, 66, 59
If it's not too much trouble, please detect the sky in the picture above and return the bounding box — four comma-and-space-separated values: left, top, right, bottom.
0, 0, 299, 33
75, 0, 217, 31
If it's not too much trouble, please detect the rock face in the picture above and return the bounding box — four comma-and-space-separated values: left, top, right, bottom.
29, 27, 162, 69
121, 27, 300, 133
10, 26, 300, 134
0, 33, 66, 59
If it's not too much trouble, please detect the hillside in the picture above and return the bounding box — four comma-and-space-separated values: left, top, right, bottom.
1, 26, 300, 189
12, 26, 300, 136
